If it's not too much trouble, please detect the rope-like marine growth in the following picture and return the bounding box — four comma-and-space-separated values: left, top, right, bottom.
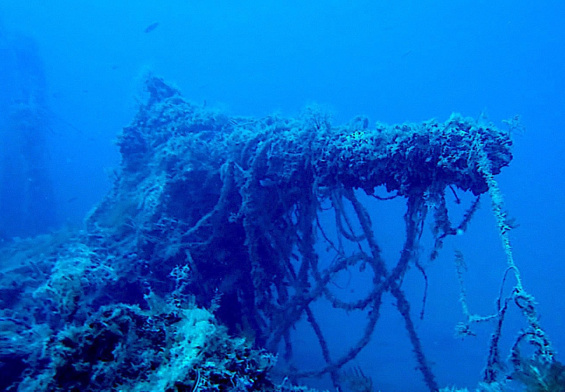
87, 76, 528, 390
452, 141, 554, 386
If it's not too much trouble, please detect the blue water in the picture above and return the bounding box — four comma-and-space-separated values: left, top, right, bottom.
1, 1, 564, 390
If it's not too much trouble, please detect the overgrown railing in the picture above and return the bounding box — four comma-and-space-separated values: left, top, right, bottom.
85, 76, 554, 391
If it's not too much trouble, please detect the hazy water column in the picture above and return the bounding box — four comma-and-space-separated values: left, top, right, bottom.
0, 29, 56, 238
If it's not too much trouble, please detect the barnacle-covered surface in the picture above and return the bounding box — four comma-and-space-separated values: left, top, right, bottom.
0, 76, 527, 391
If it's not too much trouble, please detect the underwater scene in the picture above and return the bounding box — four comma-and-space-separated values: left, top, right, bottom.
0, 1, 564, 391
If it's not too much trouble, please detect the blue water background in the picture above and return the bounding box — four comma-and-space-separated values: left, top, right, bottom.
0, 1, 564, 390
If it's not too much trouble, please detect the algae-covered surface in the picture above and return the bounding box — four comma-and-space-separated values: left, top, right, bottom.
1, 76, 559, 391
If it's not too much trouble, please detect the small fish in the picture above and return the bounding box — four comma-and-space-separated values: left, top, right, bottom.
401, 49, 413, 58
144, 22, 160, 33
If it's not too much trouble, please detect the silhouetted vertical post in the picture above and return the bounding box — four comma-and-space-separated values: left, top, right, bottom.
0, 31, 56, 238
